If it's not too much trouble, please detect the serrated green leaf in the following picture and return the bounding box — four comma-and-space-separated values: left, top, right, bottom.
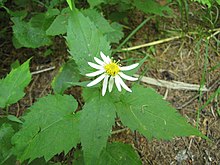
46, 14, 67, 36
133, 0, 172, 16
88, 0, 104, 7
46, 8, 70, 36
30, 10, 59, 30
99, 142, 141, 165
116, 85, 205, 140
12, 95, 80, 162
66, 9, 111, 75
0, 123, 14, 164
106, 22, 124, 44
82, 9, 124, 44
0, 59, 31, 108
80, 95, 116, 164
72, 142, 141, 165
45, 8, 60, 18
52, 60, 81, 94
12, 17, 52, 48
82, 9, 115, 34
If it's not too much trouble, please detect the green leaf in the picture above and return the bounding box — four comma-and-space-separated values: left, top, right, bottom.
116, 85, 205, 140
82, 87, 100, 102
8, 10, 27, 19
48, 0, 62, 8
72, 149, 85, 165
29, 10, 59, 30
0, 123, 14, 164
28, 157, 52, 165
0, 117, 22, 132
46, 8, 70, 36
99, 142, 141, 165
82, 9, 115, 34
106, 22, 124, 44
192, 0, 212, 7
10, 59, 20, 69
0, 59, 31, 108
7, 115, 23, 124
12, 17, 52, 48
67, 81, 90, 88
1, 155, 16, 165
133, 0, 172, 16
12, 35, 23, 49
87, 0, 104, 7
66, 9, 111, 75
66, 0, 74, 10
82, 9, 124, 43
52, 60, 81, 94
45, 8, 60, 18
80, 95, 116, 164
72, 142, 141, 165
12, 95, 80, 162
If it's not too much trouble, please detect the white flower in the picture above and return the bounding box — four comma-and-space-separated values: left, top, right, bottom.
86, 52, 139, 96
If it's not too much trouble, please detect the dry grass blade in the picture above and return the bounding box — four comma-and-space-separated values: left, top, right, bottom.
135, 74, 208, 91
121, 36, 182, 51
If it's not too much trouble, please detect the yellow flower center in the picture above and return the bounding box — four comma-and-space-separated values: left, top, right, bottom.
104, 62, 120, 76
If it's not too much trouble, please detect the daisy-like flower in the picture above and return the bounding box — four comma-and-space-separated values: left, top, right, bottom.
86, 52, 139, 96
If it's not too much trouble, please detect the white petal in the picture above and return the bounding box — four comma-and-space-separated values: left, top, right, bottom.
108, 76, 114, 92
119, 63, 139, 71
102, 75, 109, 96
115, 75, 122, 92
94, 57, 105, 66
117, 75, 132, 92
100, 51, 111, 64
118, 72, 138, 81
86, 69, 105, 77
88, 62, 103, 70
87, 74, 106, 87
107, 56, 111, 62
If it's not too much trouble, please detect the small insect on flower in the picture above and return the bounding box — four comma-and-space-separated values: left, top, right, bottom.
86, 52, 139, 96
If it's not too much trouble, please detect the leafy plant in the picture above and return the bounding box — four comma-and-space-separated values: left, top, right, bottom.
8, 7, 205, 164
11, 9, 59, 48
12, 94, 80, 162
0, 60, 31, 109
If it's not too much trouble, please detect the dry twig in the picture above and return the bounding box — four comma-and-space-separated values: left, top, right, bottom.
135, 74, 208, 91
31, 66, 55, 75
